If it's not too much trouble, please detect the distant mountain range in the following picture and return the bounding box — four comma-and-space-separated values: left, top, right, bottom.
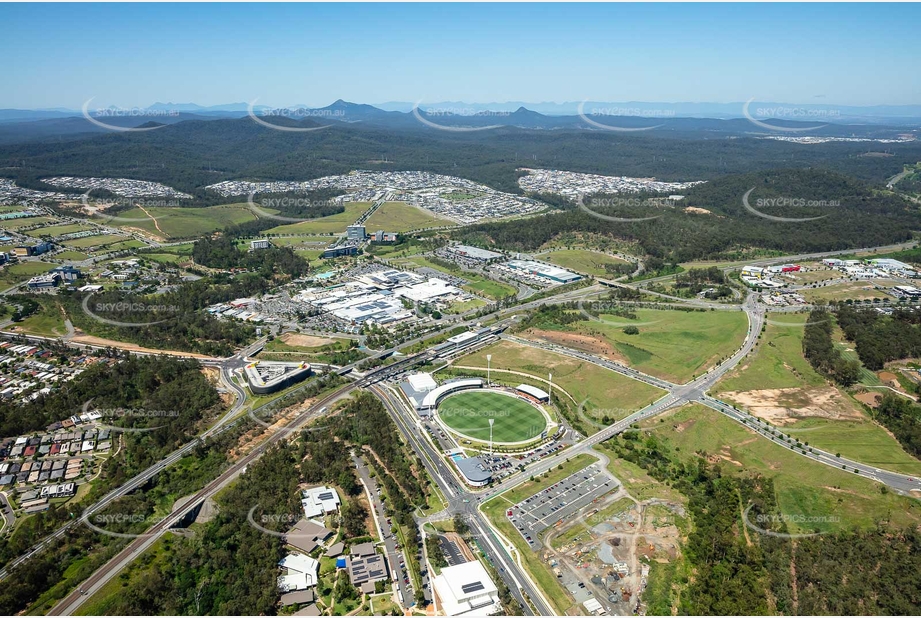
4, 98, 921, 122
0, 99, 918, 145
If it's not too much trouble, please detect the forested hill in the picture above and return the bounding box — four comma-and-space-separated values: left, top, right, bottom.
2, 115, 920, 201
454, 169, 921, 263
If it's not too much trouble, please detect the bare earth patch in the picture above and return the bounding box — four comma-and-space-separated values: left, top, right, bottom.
523, 328, 626, 363
281, 332, 338, 348
684, 206, 713, 215
854, 391, 883, 408
722, 386, 864, 425
70, 334, 214, 359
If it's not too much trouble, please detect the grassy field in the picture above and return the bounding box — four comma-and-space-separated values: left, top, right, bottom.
438, 390, 547, 442
800, 279, 900, 302
61, 234, 131, 249
639, 404, 921, 531
12, 305, 68, 337
0, 216, 58, 230
445, 297, 488, 314
714, 314, 921, 474
459, 340, 665, 422
533, 307, 749, 383
481, 453, 597, 615
463, 278, 516, 300
54, 250, 89, 261
140, 252, 185, 264
0, 261, 56, 289
363, 201, 455, 232
106, 239, 146, 251
109, 203, 259, 239
715, 313, 824, 392
23, 223, 94, 237
543, 249, 629, 278
263, 202, 370, 235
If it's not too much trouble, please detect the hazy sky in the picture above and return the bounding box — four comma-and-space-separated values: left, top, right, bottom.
2, 2, 918, 109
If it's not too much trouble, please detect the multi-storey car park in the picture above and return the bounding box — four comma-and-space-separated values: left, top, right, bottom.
243, 360, 313, 394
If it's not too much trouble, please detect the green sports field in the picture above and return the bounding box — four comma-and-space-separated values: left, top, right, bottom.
438, 390, 546, 442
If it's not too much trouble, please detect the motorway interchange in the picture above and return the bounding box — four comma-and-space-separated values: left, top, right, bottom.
5, 240, 921, 616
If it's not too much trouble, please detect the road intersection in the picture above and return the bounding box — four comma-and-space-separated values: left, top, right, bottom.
9, 240, 921, 616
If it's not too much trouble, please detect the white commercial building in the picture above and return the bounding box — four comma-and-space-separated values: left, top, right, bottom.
393, 278, 463, 302
278, 553, 320, 591
433, 560, 501, 616
301, 486, 341, 519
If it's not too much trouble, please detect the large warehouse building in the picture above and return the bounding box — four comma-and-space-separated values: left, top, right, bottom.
503, 259, 581, 284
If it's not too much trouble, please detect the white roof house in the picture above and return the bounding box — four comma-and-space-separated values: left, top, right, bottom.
301, 486, 341, 519
433, 560, 501, 616
278, 553, 320, 591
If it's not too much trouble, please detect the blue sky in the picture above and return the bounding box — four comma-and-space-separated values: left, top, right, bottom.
2, 3, 918, 109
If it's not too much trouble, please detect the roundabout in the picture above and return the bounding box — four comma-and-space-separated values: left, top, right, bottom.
437, 388, 550, 444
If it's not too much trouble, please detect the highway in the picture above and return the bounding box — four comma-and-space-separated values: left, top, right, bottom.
49, 380, 361, 616
371, 384, 553, 616
47, 327, 506, 616
13, 241, 921, 615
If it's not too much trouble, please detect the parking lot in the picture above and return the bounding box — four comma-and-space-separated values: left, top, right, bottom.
438, 535, 466, 567
506, 463, 616, 550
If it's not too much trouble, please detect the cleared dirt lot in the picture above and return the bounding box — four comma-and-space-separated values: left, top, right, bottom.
720, 386, 865, 425
523, 328, 625, 363
280, 332, 339, 348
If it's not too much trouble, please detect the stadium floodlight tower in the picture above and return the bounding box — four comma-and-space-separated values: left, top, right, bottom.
486, 354, 492, 386
489, 418, 495, 455
548, 372, 553, 401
